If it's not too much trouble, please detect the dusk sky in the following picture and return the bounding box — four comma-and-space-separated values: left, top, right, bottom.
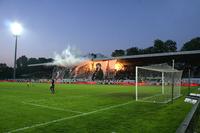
0, 0, 200, 66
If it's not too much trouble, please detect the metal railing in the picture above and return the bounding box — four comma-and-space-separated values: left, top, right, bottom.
176, 99, 200, 133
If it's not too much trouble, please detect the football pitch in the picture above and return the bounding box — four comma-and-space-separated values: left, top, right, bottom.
0, 82, 196, 133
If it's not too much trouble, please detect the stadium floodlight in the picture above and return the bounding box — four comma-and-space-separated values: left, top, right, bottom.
10, 22, 23, 79
10, 22, 22, 36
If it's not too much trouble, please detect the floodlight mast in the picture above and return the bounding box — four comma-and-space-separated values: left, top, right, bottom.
171, 59, 175, 103
135, 66, 138, 101
10, 22, 22, 79
13, 36, 18, 79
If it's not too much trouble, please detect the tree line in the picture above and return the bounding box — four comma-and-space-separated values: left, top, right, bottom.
111, 37, 200, 57
0, 57, 53, 79
0, 36, 199, 79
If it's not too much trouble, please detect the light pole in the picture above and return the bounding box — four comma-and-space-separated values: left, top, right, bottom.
10, 22, 22, 79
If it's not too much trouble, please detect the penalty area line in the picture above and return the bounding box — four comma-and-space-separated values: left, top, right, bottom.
21, 102, 83, 114
8, 101, 134, 133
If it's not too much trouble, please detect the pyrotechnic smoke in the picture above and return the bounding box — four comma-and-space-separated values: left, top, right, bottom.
52, 46, 88, 67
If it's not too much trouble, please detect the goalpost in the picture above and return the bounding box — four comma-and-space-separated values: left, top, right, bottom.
135, 63, 183, 103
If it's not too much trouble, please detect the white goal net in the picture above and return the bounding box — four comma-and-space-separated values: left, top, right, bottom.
135, 63, 183, 103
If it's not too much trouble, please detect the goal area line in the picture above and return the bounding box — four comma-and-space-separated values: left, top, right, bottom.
22, 101, 84, 114
7, 101, 134, 133
137, 94, 182, 104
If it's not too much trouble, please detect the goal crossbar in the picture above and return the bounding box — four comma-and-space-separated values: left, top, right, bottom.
137, 66, 180, 73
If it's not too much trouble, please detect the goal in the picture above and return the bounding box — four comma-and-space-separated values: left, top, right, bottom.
135, 63, 183, 103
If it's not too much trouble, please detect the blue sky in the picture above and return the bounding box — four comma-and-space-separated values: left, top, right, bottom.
0, 0, 200, 66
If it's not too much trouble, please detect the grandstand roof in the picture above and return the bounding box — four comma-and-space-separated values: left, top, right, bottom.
28, 50, 200, 67
94, 50, 200, 61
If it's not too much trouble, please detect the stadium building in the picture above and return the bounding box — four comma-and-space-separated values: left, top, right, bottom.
73, 50, 200, 80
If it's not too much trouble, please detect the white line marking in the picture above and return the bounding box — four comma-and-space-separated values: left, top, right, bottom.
137, 100, 166, 104
141, 93, 163, 100
26, 99, 46, 103
22, 102, 83, 114
8, 101, 134, 133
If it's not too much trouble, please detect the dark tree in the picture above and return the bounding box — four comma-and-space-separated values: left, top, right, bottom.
152, 39, 177, 53
153, 39, 166, 53
27, 58, 39, 65
17, 55, 28, 68
181, 37, 200, 51
164, 40, 177, 52
126, 47, 140, 55
0, 63, 13, 79
141, 46, 154, 54
38, 57, 52, 63
111, 49, 125, 57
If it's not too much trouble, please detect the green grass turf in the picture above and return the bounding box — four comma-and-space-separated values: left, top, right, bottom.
0, 82, 197, 133
137, 85, 181, 103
